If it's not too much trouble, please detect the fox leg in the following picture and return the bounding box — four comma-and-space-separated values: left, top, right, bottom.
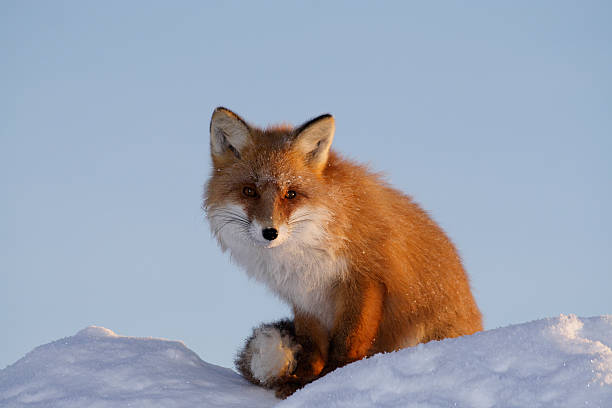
269, 311, 329, 399
292, 310, 329, 380
326, 278, 385, 372
235, 279, 384, 399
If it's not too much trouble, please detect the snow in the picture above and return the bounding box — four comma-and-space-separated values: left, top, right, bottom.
280, 315, 612, 408
1, 315, 611, 408
0, 326, 277, 408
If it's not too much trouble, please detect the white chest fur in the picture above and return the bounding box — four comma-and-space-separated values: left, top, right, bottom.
235, 243, 343, 330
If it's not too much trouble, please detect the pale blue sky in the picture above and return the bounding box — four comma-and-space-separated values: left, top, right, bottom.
2, 1, 611, 370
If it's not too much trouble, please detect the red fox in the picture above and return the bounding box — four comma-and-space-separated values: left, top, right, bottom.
204, 107, 482, 398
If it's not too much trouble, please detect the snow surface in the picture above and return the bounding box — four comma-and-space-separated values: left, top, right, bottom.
1, 315, 611, 408
281, 315, 612, 408
0, 326, 277, 408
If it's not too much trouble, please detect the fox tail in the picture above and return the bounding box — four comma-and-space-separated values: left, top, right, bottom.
235, 319, 301, 388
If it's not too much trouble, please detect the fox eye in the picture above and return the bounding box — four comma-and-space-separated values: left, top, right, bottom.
285, 190, 297, 199
242, 186, 257, 197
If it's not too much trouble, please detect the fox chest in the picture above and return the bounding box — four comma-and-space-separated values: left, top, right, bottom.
232, 245, 345, 331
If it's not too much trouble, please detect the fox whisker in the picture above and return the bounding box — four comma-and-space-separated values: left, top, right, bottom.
210, 210, 251, 236
288, 215, 314, 225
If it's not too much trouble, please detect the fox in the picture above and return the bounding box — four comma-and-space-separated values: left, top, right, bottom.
204, 107, 483, 398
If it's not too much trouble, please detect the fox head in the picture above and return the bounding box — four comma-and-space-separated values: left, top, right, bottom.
205, 107, 336, 251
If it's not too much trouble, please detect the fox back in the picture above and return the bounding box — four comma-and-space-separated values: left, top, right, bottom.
204, 107, 482, 396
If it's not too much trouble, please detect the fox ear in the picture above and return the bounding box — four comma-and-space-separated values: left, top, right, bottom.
293, 114, 335, 172
210, 107, 251, 160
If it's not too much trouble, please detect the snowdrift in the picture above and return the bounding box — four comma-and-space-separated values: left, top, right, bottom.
0, 326, 276, 408
281, 315, 612, 408
1, 315, 611, 407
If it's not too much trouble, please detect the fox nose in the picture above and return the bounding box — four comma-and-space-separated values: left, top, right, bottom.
262, 228, 278, 241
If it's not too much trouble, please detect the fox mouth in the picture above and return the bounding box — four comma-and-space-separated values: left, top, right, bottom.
251, 239, 286, 249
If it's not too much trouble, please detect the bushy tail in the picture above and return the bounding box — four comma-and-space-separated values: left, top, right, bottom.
235, 319, 301, 390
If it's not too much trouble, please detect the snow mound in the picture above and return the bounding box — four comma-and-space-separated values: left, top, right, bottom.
0, 315, 611, 408
279, 315, 612, 408
0, 325, 276, 408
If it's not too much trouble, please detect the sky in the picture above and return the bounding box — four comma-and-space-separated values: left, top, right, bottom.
1, 1, 611, 370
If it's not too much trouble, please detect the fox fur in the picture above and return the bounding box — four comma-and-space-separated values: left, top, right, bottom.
204, 107, 483, 398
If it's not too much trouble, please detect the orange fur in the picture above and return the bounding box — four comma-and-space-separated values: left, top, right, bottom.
205, 107, 483, 397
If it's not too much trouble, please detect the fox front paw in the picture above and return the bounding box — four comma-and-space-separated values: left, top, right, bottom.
292, 344, 325, 382
273, 379, 303, 399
